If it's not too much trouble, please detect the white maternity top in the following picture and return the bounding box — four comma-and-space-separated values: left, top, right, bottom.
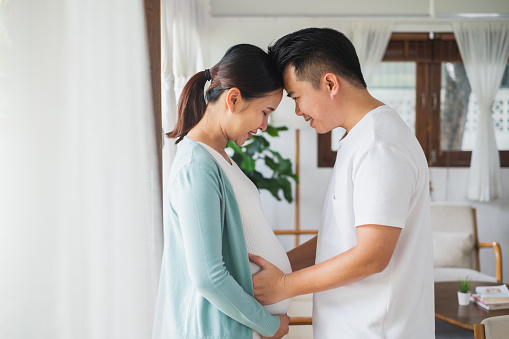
199, 143, 292, 339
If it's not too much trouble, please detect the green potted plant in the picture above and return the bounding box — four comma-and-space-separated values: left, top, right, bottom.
227, 125, 299, 203
457, 276, 471, 306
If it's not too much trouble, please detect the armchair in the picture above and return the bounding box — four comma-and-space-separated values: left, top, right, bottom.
431, 202, 503, 283
474, 315, 509, 339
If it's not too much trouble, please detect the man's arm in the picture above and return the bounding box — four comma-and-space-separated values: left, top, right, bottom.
250, 224, 401, 305
287, 235, 317, 271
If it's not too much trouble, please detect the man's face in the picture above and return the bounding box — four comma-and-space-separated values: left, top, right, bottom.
282, 66, 336, 134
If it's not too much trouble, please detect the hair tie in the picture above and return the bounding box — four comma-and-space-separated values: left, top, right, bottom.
204, 69, 212, 81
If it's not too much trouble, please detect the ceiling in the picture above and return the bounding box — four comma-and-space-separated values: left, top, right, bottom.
210, 0, 509, 18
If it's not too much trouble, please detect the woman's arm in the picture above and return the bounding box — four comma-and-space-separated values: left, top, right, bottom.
174, 164, 281, 337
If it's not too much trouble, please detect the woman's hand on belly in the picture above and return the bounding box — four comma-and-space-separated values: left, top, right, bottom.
260, 314, 290, 339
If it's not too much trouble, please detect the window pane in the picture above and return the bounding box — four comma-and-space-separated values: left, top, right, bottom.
440, 62, 509, 151
331, 62, 417, 151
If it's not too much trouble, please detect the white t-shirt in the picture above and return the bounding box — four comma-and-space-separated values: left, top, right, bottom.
314, 105, 435, 339
199, 143, 292, 339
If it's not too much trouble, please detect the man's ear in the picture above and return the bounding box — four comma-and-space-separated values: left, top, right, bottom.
323, 73, 340, 97
225, 88, 242, 113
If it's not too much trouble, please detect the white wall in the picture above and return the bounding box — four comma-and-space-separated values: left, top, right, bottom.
206, 15, 509, 280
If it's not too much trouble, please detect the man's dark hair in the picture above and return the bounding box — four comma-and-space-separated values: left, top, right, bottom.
268, 27, 367, 89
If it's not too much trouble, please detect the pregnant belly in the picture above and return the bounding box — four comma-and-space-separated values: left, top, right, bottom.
249, 259, 292, 315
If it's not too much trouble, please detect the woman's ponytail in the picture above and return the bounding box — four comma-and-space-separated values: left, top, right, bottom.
167, 70, 209, 144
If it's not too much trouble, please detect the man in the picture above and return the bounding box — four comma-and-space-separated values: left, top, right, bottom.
249, 28, 434, 338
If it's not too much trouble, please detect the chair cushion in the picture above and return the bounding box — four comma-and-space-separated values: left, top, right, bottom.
434, 267, 498, 283
482, 315, 509, 339
433, 231, 474, 268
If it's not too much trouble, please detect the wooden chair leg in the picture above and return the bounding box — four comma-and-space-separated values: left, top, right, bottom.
473, 323, 485, 339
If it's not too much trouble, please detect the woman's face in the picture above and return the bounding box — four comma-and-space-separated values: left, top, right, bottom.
229, 89, 283, 146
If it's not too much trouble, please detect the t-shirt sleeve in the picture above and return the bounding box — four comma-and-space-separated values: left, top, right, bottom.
171, 163, 280, 337
352, 143, 416, 228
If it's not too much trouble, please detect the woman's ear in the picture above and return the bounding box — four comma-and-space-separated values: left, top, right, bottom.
323, 73, 340, 97
225, 88, 242, 113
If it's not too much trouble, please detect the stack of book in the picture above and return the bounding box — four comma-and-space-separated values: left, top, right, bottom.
470, 284, 509, 311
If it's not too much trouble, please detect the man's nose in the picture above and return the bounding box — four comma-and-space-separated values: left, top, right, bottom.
295, 103, 303, 116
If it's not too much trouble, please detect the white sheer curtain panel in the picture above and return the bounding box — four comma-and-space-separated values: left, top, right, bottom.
172, 0, 206, 95
347, 21, 393, 84
161, 0, 207, 191
453, 21, 509, 202
0, 1, 162, 338
161, 0, 178, 176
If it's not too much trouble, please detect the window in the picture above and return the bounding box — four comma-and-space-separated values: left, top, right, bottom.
318, 33, 509, 167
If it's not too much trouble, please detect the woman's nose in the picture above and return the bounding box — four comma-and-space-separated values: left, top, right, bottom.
260, 115, 269, 131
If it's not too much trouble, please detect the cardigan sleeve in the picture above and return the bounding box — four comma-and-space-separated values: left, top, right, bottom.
172, 163, 280, 337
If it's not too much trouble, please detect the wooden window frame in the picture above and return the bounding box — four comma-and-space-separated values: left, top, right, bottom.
143, 0, 162, 188
318, 33, 509, 168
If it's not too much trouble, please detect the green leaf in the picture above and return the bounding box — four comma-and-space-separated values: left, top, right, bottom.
265, 125, 279, 137
246, 135, 269, 156
227, 141, 242, 153
289, 173, 299, 184
278, 178, 293, 203
231, 152, 244, 166
278, 158, 292, 174
240, 156, 256, 172
264, 156, 279, 172
266, 125, 288, 137
258, 179, 282, 201
458, 276, 471, 293
224, 124, 299, 203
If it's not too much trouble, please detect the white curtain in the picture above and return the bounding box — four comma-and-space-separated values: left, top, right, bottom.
0, 1, 162, 338
453, 21, 509, 202
161, 0, 178, 174
161, 0, 207, 191
347, 21, 393, 85
328, 21, 392, 145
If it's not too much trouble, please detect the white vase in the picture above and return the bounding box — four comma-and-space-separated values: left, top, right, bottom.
457, 291, 471, 306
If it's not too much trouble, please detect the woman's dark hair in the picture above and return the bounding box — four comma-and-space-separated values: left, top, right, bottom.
168, 44, 283, 143
268, 27, 366, 89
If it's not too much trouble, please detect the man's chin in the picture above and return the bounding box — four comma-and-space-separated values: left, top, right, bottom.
314, 126, 330, 134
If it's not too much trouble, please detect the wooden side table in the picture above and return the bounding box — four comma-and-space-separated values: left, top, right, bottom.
435, 281, 509, 330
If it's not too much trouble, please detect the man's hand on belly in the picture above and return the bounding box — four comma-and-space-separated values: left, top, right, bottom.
249, 253, 288, 305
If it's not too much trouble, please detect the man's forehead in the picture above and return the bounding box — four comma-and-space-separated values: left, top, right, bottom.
282, 65, 298, 78
282, 66, 299, 91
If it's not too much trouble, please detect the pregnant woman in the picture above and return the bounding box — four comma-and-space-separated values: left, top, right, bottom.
152, 44, 292, 339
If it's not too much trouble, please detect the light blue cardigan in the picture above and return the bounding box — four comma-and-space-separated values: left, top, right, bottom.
152, 137, 280, 339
